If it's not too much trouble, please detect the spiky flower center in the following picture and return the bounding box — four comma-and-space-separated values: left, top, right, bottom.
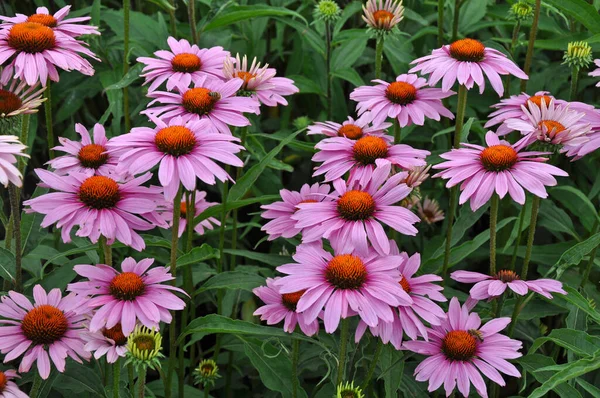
78, 144, 108, 169
155, 126, 197, 156
338, 124, 363, 139
8, 22, 55, 53
373, 10, 395, 25
325, 254, 367, 290
179, 201, 191, 219
352, 136, 388, 165
0, 89, 23, 115
337, 190, 376, 221
399, 277, 411, 293
538, 120, 566, 135
200, 363, 215, 375
480, 145, 518, 172
132, 335, 155, 351
0, 371, 6, 392
441, 330, 477, 361
449, 39, 485, 62
526, 95, 552, 109
494, 269, 519, 283
21, 304, 68, 345
281, 290, 306, 311
109, 272, 145, 301
182, 87, 220, 116
237, 71, 256, 84
26, 14, 58, 27
385, 81, 417, 105
78, 176, 120, 209
103, 323, 127, 346
171, 53, 202, 73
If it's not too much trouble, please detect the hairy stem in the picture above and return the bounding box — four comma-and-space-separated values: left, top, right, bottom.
393, 119, 401, 144
8, 184, 21, 292
187, 0, 198, 43
44, 82, 54, 159
113, 358, 121, 398
336, 318, 350, 387
504, 21, 521, 97
451, 0, 461, 41
437, 0, 445, 47
137, 366, 147, 398
231, 127, 248, 272
510, 198, 528, 271
123, 0, 131, 132
375, 36, 385, 79
325, 21, 332, 119
569, 65, 580, 101
490, 194, 499, 276
291, 339, 300, 398
454, 84, 468, 148
520, 0, 541, 92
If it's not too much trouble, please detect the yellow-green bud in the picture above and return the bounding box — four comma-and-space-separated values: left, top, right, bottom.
194, 359, 221, 387
563, 41, 593, 69
509, 1, 534, 21
314, 0, 341, 23
336, 381, 365, 398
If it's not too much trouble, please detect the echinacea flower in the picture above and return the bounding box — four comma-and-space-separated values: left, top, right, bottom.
223, 54, 299, 108
159, 190, 220, 237
0, 369, 28, 398
409, 38, 528, 96
47, 123, 118, 176
275, 242, 412, 333
0, 6, 99, 38
82, 323, 128, 363
0, 73, 45, 118
307, 113, 391, 139
253, 277, 320, 336
312, 133, 429, 185
350, 74, 454, 127
504, 99, 591, 155
404, 297, 522, 398
137, 37, 229, 92
294, 163, 419, 255
194, 359, 220, 387
451, 270, 566, 300
261, 182, 331, 241
67, 257, 186, 335
108, 115, 244, 201
356, 247, 446, 349
126, 325, 163, 369
142, 75, 259, 134
0, 135, 28, 187
402, 164, 431, 188
433, 131, 568, 211
590, 59, 600, 87
362, 0, 404, 33
0, 285, 90, 379
0, 21, 98, 86
485, 92, 556, 136
24, 171, 162, 250
417, 197, 444, 224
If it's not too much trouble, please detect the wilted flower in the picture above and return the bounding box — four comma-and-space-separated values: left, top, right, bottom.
417, 197, 444, 224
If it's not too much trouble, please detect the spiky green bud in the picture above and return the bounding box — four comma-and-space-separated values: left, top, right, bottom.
563, 41, 593, 69
336, 381, 365, 398
314, 0, 341, 23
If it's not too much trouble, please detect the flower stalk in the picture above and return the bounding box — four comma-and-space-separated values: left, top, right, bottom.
489, 194, 499, 275
336, 318, 350, 386
510, 198, 528, 271
231, 127, 248, 270
437, 0, 445, 47
123, 0, 131, 133
8, 184, 21, 292
44, 83, 54, 159
451, 0, 461, 41
326, 21, 333, 119
137, 366, 147, 398
360, 340, 383, 391
291, 339, 300, 398
375, 36, 384, 79
113, 358, 121, 398
520, 0, 541, 92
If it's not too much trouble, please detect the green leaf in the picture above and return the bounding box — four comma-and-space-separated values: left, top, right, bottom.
0, 248, 15, 282
331, 68, 365, 87
204, 6, 308, 31
378, 344, 404, 397
21, 186, 48, 255
519, 354, 583, 398
288, 75, 324, 95
42, 244, 97, 271
331, 37, 368, 71
558, 286, 600, 325
275, 17, 325, 56
145, 0, 176, 11
103, 63, 143, 91
195, 271, 265, 294
529, 329, 600, 357
228, 129, 304, 202
549, 232, 600, 278
193, 195, 280, 226
550, 185, 600, 232
222, 250, 291, 267
576, 378, 600, 398
176, 244, 219, 268
544, 0, 600, 34
53, 361, 105, 396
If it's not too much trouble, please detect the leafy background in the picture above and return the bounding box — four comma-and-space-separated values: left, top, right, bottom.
2, 0, 600, 396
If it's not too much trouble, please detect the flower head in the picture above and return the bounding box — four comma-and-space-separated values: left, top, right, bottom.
142, 76, 259, 134
223, 54, 298, 108
0, 135, 28, 187
0, 369, 27, 398
275, 242, 412, 333
563, 41, 593, 69
194, 359, 220, 387
1, 6, 99, 38
126, 325, 163, 369
48, 123, 118, 176
417, 197, 444, 224
0, 72, 45, 118
0, 285, 90, 379
294, 163, 419, 255
24, 171, 163, 250
157, 190, 220, 237
409, 39, 528, 96
402, 164, 431, 188
362, 0, 404, 34
308, 113, 391, 139
404, 298, 522, 398
137, 37, 229, 92
82, 323, 128, 364
336, 381, 365, 398
314, 0, 342, 23
350, 74, 454, 127
68, 257, 186, 336
261, 182, 331, 241
451, 270, 566, 300
485, 91, 557, 136
433, 132, 568, 211
108, 115, 244, 200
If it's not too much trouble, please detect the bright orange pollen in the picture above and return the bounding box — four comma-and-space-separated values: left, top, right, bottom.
338, 124, 363, 139
78, 176, 120, 209
27, 14, 58, 28
281, 290, 306, 311
527, 95, 552, 109
237, 71, 256, 84
385, 81, 417, 105
441, 330, 477, 361
373, 10, 394, 24
102, 323, 127, 346
480, 145, 518, 172
449, 38, 485, 62
538, 120, 566, 135
325, 254, 368, 290
0, 89, 23, 115
337, 190, 376, 221
182, 87, 219, 116
0, 371, 6, 392
155, 126, 197, 156
495, 270, 519, 283
399, 277, 411, 293
78, 144, 108, 169
171, 53, 202, 73
8, 22, 55, 53
109, 272, 145, 301
21, 305, 68, 345
352, 136, 388, 165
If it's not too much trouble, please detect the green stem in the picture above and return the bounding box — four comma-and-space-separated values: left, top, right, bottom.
453, 84, 468, 148
128, 364, 135, 396
437, 0, 445, 47
137, 366, 147, 398
336, 318, 350, 387
325, 21, 332, 119
510, 198, 528, 271
99, 235, 112, 267
204, 386, 209, 398
165, 187, 183, 398
451, 0, 460, 41
18, 114, 29, 174
375, 36, 384, 79
441, 186, 458, 284
490, 194, 499, 276
231, 127, 248, 271
113, 358, 121, 398
29, 372, 43, 398
520, 0, 541, 92
291, 339, 300, 398
580, 219, 600, 289
360, 340, 383, 391
123, 0, 131, 133
393, 119, 401, 144
44, 82, 54, 159
167, 0, 177, 36
569, 66, 580, 101
187, 0, 198, 43
504, 21, 521, 97
8, 184, 21, 292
